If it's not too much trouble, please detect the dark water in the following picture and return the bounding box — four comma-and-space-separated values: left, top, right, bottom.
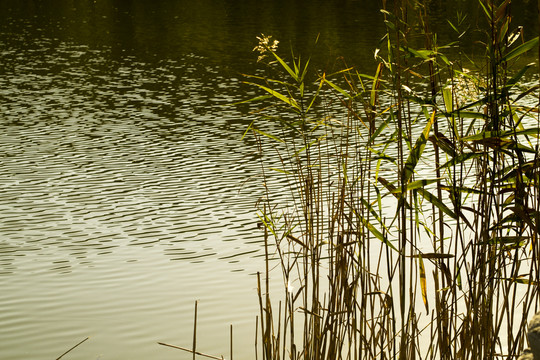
0, 1, 538, 359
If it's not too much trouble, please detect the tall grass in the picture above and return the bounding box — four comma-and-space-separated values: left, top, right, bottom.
243, 0, 540, 359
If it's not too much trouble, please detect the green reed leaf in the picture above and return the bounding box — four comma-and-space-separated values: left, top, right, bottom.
480, 235, 527, 249
498, 17, 509, 45
360, 197, 386, 229
402, 110, 436, 184
401, 46, 434, 60
257, 213, 278, 239
377, 176, 398, 194
269, 167, 293, 175
478, 0, 492, 21
442, 85, 453, 113
357, 214, 397, 251
446, 111, 487, 120
252, 127, 284, 143
440, 185, 483, 195
447, 19, 459, 33
306, 77, 324, 113
231, 93, 273, 106
463, 128, 540, 141
511, 277, 540, 286
429, 132, 457, 156
506, 63, 534, 88
300, 57, 311, 83
514, 84, 540, 103
496, 0, 511, 22
437, 52, 451, 66
390, 178, 442, 194
416, 187, 457, 220
405, 178, 442, 192
367, 117, 390, 146
418, 255, 429, 312
251, 83, 300, 111
370, 63, 384, 108
439, 151, 485, 169
324, 78, 353, 100
296, 135, 326, 155
499, 36, 539, 64
242, 120, 254, 140
270, 51, 299, 83
384, 20, 396, 31
292, 53, 300, 77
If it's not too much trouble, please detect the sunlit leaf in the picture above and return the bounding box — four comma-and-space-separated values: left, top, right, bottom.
367, 117, 390, 146
250, 83, 301, 111
402, 110, 436, 184
391, 178, 442, 193
370, 63, 384, 108
499, 36, 539, 64
269, 167, 293, 175
463, 128, 540, 141
401, 46, 434, 60
511, 277, 540, 286
442, 85, 453, 113
418, 255, 429, 312
270, 51, 299, 82
324, 78, 353, 99
357, 214, 397, 251
252, 127, 284, 143
439, 151, 486, 169
416, 187, 457, 220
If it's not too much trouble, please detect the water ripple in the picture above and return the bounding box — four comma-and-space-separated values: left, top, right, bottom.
0, 35, 265, 275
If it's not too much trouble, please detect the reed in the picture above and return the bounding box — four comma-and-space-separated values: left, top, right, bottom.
243, 1, 540, 359
56, 337, 89, 360
158, 301, 232, 360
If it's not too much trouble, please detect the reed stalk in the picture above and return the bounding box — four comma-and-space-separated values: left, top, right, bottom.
243, 1, 540, 359
56, 337, 90, 360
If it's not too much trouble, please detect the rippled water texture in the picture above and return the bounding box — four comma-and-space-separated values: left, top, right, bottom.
0, 8, 268, 360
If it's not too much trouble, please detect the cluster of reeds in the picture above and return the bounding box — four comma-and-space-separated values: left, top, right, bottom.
243, 0, 540, 359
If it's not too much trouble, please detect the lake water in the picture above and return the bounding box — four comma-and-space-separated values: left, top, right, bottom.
0, 1, 538, 359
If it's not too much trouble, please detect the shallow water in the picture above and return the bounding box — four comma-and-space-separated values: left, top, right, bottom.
0, 1, 538, 359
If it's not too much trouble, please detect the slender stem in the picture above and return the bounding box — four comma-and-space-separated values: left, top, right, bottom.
193, 300, 198, 360
55, 337, 89, 360
158, 342, 224, 360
